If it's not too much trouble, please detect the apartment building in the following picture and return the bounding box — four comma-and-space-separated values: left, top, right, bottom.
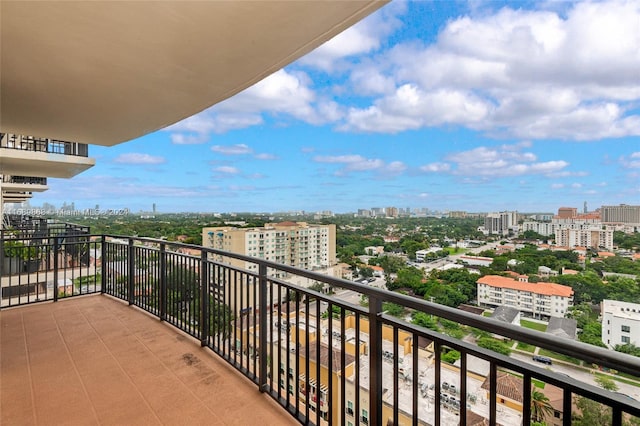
477, 275, 574, 319
601, 300, 640, 349
483, 211, 518, 235
601, 204, 640, 226
202, 222, 336, 273
521, 221, 556, 237
555, 226, 614, 250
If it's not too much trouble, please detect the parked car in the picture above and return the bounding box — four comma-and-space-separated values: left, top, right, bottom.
532, 355, 552, 365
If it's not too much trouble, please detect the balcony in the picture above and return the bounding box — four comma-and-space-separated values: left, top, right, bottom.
2, 234, 640, 426
1, 175, 49, 193
0, 133, 95, 178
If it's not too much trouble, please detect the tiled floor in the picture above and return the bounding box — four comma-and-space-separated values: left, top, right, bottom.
0, 295, 297, 425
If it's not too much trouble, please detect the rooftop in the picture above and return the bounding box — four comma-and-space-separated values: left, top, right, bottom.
0, 295, 296, 426
477, 275, 574, 297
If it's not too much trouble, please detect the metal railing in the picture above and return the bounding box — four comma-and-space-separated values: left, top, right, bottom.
0, 133, 88, 157
1, 217, 90, 240
1, 234, 640, 426
1, 175, 48, 186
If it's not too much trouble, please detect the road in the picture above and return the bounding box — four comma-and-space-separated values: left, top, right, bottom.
509, 351, 640, 400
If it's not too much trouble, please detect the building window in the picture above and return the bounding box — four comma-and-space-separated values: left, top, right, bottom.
361, 409, 369, 425
622, 336, 631, 344
622, 325, 631, 333
346, 401, 354, 416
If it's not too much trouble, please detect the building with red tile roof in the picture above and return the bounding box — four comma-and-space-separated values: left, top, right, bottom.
477, 275, 574, 319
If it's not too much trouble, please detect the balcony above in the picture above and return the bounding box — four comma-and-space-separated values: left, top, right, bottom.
0, 295, 297, 425
1, 1, 386, 146
1, 175, 49, 193
0, 134, 94, 178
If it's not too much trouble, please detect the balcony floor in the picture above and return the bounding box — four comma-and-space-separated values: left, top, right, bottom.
1, 295, 297, 425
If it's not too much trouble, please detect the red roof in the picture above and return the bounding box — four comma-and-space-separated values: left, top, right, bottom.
477, 275, 573, 297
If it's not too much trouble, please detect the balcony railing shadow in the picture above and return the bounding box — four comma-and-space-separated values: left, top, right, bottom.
2, 233, 640, 426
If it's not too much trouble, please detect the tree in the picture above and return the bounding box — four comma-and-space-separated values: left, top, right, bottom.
615, 343, 640, 357
411, 311, 439, 331
382, 302, 405, 318
531, 390, 554, 423
359, 266, 374, 278
595, 376, 618, 391
476, 337, 511, 356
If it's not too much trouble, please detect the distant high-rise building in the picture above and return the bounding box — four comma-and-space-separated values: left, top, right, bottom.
448, 211, 467, 218
601, 204, 640, 225
583, 201, 587, 214
370, 207, 384, 217
484, 211, 518, 235
557, 207, 577, 219
152, 203, 156, 213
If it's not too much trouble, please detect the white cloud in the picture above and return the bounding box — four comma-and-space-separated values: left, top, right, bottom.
213, 166, 240, 175
313, 154, 406, 177
254, 153, 278, 161
341, 1, 640, 140
551, 183, 565, 189
441, 143, 569, 177
166, 69, 337, 141
113, 153, 165, 165
211, 144, 253, 155
420, 162, 451, 173
621, 152, 640, 169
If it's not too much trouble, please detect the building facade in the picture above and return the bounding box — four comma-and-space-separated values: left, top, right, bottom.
555, 226, 614, 250
601, 204, 640, 225
477, 275, 574, 319
483, 211, 518, 236
601, 300, 640, 349
202, 221, 336, 273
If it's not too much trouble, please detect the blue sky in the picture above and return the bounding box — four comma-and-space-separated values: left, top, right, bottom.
37, 0, 640, 214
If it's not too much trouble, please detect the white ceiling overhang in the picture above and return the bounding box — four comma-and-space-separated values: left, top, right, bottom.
1, 1, 386, 146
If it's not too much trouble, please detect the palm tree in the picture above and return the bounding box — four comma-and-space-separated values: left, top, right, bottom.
531, 390, 554, 423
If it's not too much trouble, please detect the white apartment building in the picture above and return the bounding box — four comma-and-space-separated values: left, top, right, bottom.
484, 211, 518, 236
202, 221, 336, 273
522, 221, 556, 237
555, 227, 614, 250
601, 300, 640, 349
477, 275, 574, 319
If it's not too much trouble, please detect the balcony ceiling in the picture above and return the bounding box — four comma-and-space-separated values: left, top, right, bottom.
0, 1, 386, 146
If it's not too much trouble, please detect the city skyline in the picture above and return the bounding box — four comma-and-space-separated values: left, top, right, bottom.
32, 1, 640, 213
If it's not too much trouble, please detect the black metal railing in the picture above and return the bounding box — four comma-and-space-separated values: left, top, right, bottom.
0, 133, 88, 157
1, 175, 48, 186
1, 234, 640, 426
1, 218, 90, 240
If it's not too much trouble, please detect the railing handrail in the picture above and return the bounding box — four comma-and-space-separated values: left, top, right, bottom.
100, 233, 640, 378
0, 133, 88, 157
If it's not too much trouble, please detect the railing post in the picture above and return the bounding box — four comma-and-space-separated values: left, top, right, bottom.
127, 239, 135, 305
100, 235, 106, 294
53, 237, 59, 302
200, 251, 209, 347
159, 243, 167, 321
258, 263, 268, 392
369, 294, 383, 426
